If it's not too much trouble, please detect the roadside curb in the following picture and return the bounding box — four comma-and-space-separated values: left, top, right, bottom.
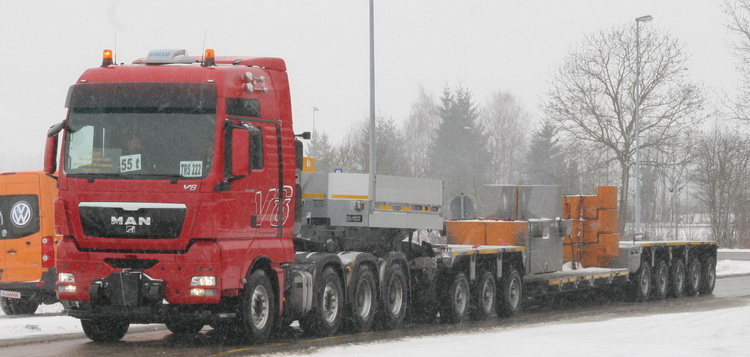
718, 273, 750, 279
0, 324, 167, 348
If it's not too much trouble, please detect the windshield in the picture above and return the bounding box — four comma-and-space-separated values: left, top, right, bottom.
64, 110, 215, 178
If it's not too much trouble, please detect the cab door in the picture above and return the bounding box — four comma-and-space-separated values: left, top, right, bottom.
233, 119, 289, 238
0, 173, 43, 283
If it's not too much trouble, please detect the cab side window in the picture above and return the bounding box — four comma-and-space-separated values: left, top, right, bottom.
249, 125, 263, 170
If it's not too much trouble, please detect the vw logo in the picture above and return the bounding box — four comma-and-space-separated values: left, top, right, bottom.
10, 201, 32, 228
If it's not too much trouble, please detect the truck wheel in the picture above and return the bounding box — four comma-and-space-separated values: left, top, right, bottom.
441, 272, 470, 323
349, 265, 377, 333
81, 319, 130, 342
652, 260, 669, 300
699, 257, 716, 294
669, 259, 686, 298
300, 267, 343, 337
685, 258, 701, 296
496, 268, 522, 317
165, 320, 204, 335
0, 296, 39, 315
241, 269, 275, 344
470, 271, 496, 320
379, 263, 408, 329
630, 261, 651, 302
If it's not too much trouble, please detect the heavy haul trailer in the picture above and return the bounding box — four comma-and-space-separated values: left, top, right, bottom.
0, 171, 61, 315
42, 49, 525, 342
446, 185, 717, 302
42, 49, 717, 343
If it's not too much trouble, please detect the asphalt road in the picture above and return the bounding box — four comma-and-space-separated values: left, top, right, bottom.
2, 274, 750, 357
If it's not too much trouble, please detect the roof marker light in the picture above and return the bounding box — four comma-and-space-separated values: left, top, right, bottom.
203, 49, 216, 67
101, 49, 114, 67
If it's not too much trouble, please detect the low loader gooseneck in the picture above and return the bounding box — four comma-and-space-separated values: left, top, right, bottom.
44, 49, 717, 342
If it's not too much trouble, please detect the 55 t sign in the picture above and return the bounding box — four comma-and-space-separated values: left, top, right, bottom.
120, 154, 142, 173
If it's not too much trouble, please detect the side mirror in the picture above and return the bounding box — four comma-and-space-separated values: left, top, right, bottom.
230, 126, 250, 178
44, 121, 65, 175
44, 135, 59, 174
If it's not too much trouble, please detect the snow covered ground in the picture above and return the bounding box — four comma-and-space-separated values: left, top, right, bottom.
289, 304, 750, 357
1, 258, 749, 353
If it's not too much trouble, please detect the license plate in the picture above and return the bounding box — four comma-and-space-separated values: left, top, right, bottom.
0, 290, 22, 299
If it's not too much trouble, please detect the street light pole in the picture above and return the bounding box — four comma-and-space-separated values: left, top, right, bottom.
368, 0, 376, 203
634, 14, 652, 237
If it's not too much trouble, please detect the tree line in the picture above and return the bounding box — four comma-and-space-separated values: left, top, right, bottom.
307, 0, 750, 248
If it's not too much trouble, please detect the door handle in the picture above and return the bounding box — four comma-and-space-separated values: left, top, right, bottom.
6, 250, 17, 255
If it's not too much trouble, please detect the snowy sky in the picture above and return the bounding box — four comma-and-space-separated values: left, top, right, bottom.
0, 0, 737, 171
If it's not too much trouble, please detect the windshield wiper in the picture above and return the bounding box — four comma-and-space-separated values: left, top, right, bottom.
71, 173, 188, 183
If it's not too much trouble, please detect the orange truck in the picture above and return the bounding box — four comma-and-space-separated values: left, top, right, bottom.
0, 171, 60, 315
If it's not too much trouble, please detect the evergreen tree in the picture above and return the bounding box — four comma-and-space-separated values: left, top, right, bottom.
429, 85, 491, 208
307, 129, 335, 173
526, 119, 563, 185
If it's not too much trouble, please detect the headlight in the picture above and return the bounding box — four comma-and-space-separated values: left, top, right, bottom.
58, 273, 75, 283
190, 288, 217, 296
58, 285, 77, 293
190, 276, 217, 286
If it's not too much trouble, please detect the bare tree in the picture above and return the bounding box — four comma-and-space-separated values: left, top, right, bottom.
481, 90, 530, 184
543, 25, 705, 231
692, 123, 750, 247
330, 115, 408, 176
402, 86, 439, 178
725, 0, 750, 119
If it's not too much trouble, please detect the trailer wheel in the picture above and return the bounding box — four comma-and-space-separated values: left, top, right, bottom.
699, 257, 716, 295
379, 263, 408, 329
652, 260, 669, 300
348, 265, 378, 333
630, 261, 651, 302
241, 269, 275, 343
81, 319, 129, 342
165, 320, 204, 335
685, 258, 701, 296
0, 296, 39, 315
669, 259, 686, 298
300, 267, 343, 336
441, 272, 470, 323
470, 271, 496, 320
496, 268, 522, 317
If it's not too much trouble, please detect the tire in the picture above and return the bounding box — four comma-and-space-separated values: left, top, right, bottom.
630, 261, 651, 302
348, 265, 378, 333
496, 268, 522, 317
669, 259, 686, 298
685, 258, 701, 296
441, 272, 470, 323
241, 269, 275, 344
0, 296, 40, 315
470, 271, 496, 320
699, 257, 716, 295
652, 260, 669, 300
165, 320, 204, 335
378, 263, 408, 329
81, 319, 130, 342
300, 267, 343, 337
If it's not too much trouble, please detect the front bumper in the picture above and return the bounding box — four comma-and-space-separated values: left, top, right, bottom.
56, 238, 224, 305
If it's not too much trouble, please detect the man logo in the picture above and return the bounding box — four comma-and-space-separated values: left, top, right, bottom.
10, 201, 32, 228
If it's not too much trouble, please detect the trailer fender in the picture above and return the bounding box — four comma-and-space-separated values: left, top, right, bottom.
336, 252, 378, 302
